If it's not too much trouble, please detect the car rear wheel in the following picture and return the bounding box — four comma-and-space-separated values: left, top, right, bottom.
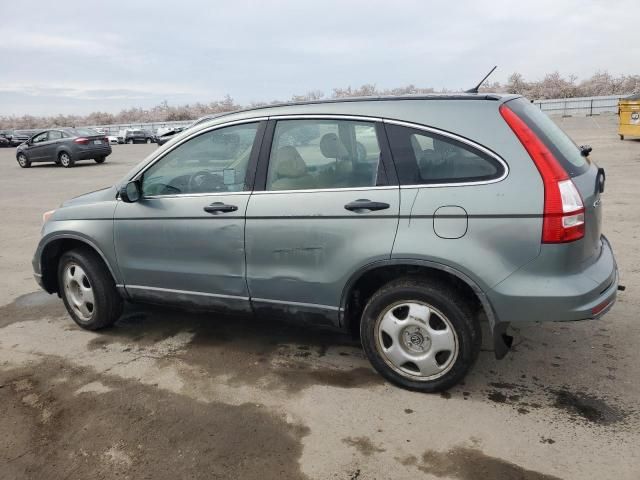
59, 151, 74, 168
360, 278, 481, 392
17, 154, 31, 168
58, 248, 123, 330
94, 157, 106, 164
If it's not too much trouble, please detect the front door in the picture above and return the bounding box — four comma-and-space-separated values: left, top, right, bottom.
114, 120, 265, 312
245, 117, 400, 325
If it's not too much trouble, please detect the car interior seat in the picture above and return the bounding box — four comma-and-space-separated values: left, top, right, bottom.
319, 133, 353, 187
269, 146, 317, 190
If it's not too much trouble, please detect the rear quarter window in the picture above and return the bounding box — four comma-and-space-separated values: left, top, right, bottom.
504, 98, 589, 177
385, 124, 505, 185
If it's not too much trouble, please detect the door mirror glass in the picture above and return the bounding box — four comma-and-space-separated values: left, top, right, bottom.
120, 181, 141, 203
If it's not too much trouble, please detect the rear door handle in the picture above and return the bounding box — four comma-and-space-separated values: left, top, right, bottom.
203, 202, 238, 214
344, 199, 390, 212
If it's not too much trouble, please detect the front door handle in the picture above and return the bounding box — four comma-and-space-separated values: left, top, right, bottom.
203, 202, 238, 214
344, 199, 390, 212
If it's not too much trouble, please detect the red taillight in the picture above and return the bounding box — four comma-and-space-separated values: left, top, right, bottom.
74, 137, 89, 145
499, 104, 585, 243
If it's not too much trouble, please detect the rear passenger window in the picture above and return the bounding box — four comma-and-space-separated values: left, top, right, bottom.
266, 119, 384, 191
386, 124, 504, 185
49, 131, 63, 140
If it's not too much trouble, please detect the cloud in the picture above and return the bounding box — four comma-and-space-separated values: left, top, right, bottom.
0, 0, 638, 115
1, 31, 120, 57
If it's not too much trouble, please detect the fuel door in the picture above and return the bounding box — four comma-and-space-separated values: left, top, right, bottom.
433, 205, 468, 239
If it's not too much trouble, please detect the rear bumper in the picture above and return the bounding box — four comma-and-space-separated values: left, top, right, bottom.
75, 146, 112, 160
487, 235, 618, 324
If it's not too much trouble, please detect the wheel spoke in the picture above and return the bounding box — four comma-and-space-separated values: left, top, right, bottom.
383, 342, 411, 368
77, 301, 92, 317
413, 353, 445, 377
80, 282, 94, 305
71, 266, 84, 283
407, 303, 430, 325
429, 326, 456, 353
379, 309, 404, 338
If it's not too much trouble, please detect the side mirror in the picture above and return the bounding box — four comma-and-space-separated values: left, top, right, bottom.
120, 180, 141, 203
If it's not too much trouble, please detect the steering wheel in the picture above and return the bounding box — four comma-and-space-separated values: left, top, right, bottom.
187, 170, 224, 192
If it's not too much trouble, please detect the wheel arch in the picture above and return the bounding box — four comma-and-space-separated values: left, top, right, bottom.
39, 234, 119, 295
339, 259, 509, 357
57, 148, 72, 159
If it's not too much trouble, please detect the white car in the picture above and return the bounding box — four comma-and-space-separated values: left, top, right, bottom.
107, 136, 119, 145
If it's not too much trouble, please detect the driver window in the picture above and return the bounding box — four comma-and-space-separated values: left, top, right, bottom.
141, 123, 259, 196
32, 132, 48, 143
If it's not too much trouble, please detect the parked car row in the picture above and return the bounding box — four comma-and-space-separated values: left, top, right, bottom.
2, 125, 195, 150
0, 129, 40, 147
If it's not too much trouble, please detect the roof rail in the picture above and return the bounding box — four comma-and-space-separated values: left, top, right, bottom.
192, 93, 503, 125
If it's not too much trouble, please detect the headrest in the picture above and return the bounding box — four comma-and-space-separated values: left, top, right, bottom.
274, 146, 307, 178
320, 133, 349, 159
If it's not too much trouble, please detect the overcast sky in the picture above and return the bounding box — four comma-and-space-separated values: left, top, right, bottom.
1, 0, 639, 116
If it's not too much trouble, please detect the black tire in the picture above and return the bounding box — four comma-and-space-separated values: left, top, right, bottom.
17, 153, 31, 168
360, 277, 481, 392
619, 134, 624, 140
57, 248, 123, 330
59, 151, 74, 168
94, 157, 106, 164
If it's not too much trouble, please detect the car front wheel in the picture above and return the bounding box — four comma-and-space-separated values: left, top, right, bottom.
17, 154, 31, 168
127, 139, 134, 144
58, 248, 123, 330
360, 278, 481, 392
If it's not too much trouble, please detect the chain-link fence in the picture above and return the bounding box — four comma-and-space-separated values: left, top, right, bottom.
532, 95, 623, 116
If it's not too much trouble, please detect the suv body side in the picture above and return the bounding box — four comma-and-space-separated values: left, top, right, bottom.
32, 95, 618, 356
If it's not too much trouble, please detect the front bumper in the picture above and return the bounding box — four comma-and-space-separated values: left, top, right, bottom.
487, 236, 619, 324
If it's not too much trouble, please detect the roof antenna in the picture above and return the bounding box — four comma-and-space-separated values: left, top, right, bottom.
465, 65, 497, 94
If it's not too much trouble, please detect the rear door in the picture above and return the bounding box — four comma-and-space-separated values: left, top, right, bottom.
245, 116, 400, 325
44, 130, 64, 160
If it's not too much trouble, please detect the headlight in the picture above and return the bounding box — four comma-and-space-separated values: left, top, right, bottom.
42, 209, 56, 224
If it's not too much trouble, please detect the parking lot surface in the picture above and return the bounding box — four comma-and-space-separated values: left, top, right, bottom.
1, 116, 639, 479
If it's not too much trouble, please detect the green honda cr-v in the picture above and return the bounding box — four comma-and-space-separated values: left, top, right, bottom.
32, 94, 619, 392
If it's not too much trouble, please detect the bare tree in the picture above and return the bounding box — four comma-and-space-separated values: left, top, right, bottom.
1, 71, 639, 129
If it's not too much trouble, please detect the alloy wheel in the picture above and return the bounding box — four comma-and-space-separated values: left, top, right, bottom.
62, 263, 95, 321
375, 301, 458, 380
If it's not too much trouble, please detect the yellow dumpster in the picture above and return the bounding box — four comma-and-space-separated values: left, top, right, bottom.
619, 94, 640, 140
